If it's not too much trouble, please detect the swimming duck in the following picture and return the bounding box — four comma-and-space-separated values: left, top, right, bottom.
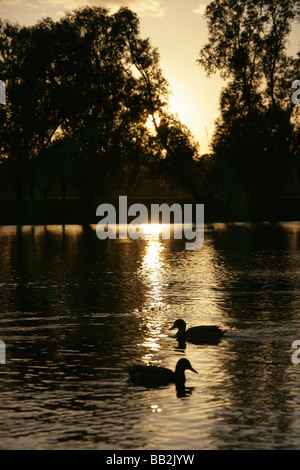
169, 319, 226, 345
127, 358, 197, 388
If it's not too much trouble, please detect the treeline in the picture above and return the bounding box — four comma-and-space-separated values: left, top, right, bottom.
0, 6, 200, 207
0, 1, 299, 222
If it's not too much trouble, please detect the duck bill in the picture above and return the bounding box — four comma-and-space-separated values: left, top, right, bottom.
169, 324, 176, 330
189, 366, 198, 374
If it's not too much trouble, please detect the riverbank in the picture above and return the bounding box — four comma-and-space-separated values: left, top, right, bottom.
0, 197, 299, 225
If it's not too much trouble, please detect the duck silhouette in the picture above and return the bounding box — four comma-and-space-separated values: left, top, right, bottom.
127, 358, 197, 389
169, 319, 226, 345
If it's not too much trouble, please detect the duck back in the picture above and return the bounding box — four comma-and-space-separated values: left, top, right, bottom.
186, 325, 225, 338
128, 364, 175, 387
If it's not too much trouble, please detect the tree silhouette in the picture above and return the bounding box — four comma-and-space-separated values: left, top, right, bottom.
0, 18, 63, 202
1, 7, 197, 207
198, 0, 300, 219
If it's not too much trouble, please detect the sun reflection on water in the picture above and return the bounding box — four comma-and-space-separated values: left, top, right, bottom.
151, 405, 162, 413
139, 234, 166, 305
140, 224, 168, 237
135, 231, 169, 364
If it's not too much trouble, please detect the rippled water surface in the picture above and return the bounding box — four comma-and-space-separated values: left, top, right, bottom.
1, 222, 300, 449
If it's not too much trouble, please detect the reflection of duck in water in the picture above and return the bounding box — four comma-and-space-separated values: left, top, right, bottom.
169, 319, 226, 346
127, 358, 197, 392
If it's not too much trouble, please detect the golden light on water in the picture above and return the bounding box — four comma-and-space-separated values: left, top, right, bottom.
142, 335, 161, 353
151, 405, 162, 413
136, 234, 168, 362
140, 224, 167, 237
140, 238, 165, 295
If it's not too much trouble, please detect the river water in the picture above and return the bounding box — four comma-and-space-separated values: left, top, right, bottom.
0, 222, 300, 450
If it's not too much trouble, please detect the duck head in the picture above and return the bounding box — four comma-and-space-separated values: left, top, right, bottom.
175, 358, 198, 375
169, 319, 187, 336
174, 358, 197, 388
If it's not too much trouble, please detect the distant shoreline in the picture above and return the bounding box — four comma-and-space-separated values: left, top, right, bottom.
0, 197, 299, 225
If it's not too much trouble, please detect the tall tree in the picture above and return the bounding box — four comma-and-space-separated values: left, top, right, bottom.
198, 0, 300, 219
37, 6, 173, 202
0, 18, 63, 202
0, 7, 172, 202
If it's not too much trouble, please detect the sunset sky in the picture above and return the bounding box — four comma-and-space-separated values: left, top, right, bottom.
0, 0, 299, 154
